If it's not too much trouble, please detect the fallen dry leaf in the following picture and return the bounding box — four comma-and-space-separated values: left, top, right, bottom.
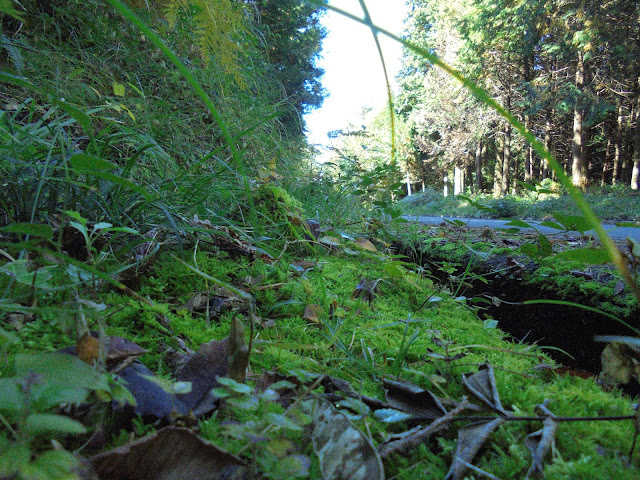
383, 378, 447, 420
303, 304, 324, 324
77, 332, 100, 365
311, 399, 384, 480
462, 364, 508, 415
91, 426, 247, 480
444, 417, 506, 480
352, 277, 381, 304
354, 238, 377, 252
525, 401, 558, 479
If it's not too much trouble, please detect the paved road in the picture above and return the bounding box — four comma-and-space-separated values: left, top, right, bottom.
404, 215, 640, 243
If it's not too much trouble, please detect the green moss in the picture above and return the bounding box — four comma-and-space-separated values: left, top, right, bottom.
6, 245, 639, 478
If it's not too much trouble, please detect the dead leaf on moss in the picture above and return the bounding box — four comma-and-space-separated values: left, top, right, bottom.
525, 400, 558, 479
63, 333, 148, 372
318, 235, 342, 248
462, 364, 508, 415
383, 378, 447, 420
311, 399, 384, 480
352, 277, 381, 304
91, 426, 247, 480
355, 238, 377, 252
444, 417, 506, 480
303, 304, 324, 324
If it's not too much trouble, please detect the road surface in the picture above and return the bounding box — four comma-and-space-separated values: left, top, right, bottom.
404, 215, 640, 243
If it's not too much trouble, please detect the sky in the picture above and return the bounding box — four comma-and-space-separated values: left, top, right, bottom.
304, 1, 409, 156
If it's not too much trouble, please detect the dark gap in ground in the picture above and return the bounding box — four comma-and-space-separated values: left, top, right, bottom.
393, 241, 639, 382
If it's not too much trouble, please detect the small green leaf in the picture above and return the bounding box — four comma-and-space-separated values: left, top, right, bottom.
552, 213, 592, 233
555, 247, 611, 264
539, 221, 565, 230
15, 353, 110, 392
216, 377, 253, 394
1, 223, 53, 240
113, 83, 126, 96
517, 180, 537, 192
0, 260, 56, 288
25, 413, 87, 435
264, 412, 303, 431
0, 378, 23, 412
70, 153, 117, 172
226, 395, 259, 411
506, 219, 533, 229
24, 449, 78, 479
483, 319, 498, 329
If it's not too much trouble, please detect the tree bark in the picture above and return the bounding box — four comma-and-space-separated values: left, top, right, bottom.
612, 104, 623, 185
572, 52, 587, 189
502, 123, 511, 195
475, 140, 483, 192
454, 165, 463, 195
542, 109, 552, 179
524, 114, 533, 183
494, 136, 503, 197
632, 81, 640, 190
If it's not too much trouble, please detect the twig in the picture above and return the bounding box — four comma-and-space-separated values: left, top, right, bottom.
449, 414, 635, 423
378, 396, 469, 459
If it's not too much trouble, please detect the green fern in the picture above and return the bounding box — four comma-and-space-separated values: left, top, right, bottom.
164, 0, 248, 88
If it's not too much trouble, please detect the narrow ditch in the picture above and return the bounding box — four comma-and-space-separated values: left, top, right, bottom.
394, 241, 640, 379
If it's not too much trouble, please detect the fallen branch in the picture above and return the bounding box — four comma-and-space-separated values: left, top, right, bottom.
378, 397, 469, 460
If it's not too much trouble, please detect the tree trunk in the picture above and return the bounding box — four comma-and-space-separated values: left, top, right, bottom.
612, 104, 623, 185
632, 81, 640, 190
443, 171, 449, 197
454, 165, 463, 195
572, 52, 587, 189
494, 136, 503, 197
502, 122, 511, 195
542, 109, 552, 179
475, 140, 483, 192
602, 137, 611, 187
524, 115, 533, 183
405, 168, 412, 197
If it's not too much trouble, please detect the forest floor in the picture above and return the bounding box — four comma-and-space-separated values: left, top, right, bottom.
4, 218, 640, 480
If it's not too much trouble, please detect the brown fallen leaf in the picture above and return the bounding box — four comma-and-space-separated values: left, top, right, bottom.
462, 364, 508, 415
383, 378, 447, 420
355, 238, 377, 252
311, 399, 384, 480
303, 304, 324, 324
444, 417, 506, 480
77, 332, 100, 365
63, 333, 148, 373
352, 277, 381, 304
91, 427, 247, 480
525, 400, 558, 479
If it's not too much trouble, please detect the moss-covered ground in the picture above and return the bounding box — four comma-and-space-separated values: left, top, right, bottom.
4, 236, 639, 479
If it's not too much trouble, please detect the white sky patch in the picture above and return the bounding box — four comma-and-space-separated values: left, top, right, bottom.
304, 1, 408, 157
